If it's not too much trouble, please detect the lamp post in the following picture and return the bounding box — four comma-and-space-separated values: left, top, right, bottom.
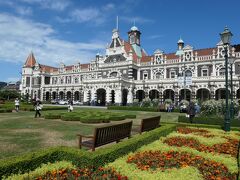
229, 57, 235, 119
220, 26, 233, 132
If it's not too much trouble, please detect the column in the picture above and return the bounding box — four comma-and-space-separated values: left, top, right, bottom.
91, 89, 96, 102
174, 90, 179, 106
83, 91, 89, 103
106, 89, 111, 105
137, 69, 140, 80
127, 89, 133, 104
212, 62, 216, 76
115, 89, 122, 105
164, 66, 167, 79
159, 89, 163, 104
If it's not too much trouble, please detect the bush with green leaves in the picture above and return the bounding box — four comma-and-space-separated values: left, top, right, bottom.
180, 99, 189, 106
164, 99, 172, 104
178, 115, 240, 127
108, 106, 159, 112
201, 99, 239, 116
140, 97, 152, 107
45, 111, 136, 123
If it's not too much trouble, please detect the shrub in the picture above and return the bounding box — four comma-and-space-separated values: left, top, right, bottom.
61, 114, 81, 121
178, 115, 240, 127
107, 106, 159, 112
44, 113, 63, 119
0, 124, 176, 179
164, 99, 172, 104
0, 109, 12, 113
201, 99, 239, 116
141, 97, 152, 107
124, 114, 137, 119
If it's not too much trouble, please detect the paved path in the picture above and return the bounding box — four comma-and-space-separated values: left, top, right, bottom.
45, 104, 107, 109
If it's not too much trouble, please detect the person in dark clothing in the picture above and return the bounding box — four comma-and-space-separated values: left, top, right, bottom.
187, 101, 196, 123
34, 98, 42, 118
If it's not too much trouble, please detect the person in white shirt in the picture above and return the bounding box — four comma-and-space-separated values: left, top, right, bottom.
15, 98, 20, 112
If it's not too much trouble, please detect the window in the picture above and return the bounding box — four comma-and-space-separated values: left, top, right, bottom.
202, 69, 208, 77
143, 73, 148, 80
156, 72, 163, 79
185, 70, 192, 77
130, 35, 135, 44
219, 68, 225, 76
170, 71, 176, 78
75, 77, 79, 84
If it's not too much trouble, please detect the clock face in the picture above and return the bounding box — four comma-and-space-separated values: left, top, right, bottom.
34, 65, 39, 70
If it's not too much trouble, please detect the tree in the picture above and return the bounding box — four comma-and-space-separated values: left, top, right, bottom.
0, 90, 20, 100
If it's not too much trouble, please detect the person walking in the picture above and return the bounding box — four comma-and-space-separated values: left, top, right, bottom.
68, 99, 73, 112
14, 98, 20, 112
187, 101, 196, 123
34, 98, 42, 118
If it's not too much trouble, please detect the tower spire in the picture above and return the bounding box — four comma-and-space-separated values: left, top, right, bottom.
116, 16, 118, 30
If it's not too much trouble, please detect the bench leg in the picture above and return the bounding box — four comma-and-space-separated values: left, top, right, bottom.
78, 136, 82, 149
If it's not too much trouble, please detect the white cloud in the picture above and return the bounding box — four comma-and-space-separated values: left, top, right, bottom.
70, 8, 101, 23
0, 1, 32, 16
18, 0, 70, 11
15, 6, 32, 16
0, 13, 106, 66
57, 4, 115, 25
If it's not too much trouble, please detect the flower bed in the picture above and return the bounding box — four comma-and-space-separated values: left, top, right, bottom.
127, 150, 235, 180
107, 126, 240, 180
164, 136, 238, 157
3, 126, 239, 180
35, 167, 127, 180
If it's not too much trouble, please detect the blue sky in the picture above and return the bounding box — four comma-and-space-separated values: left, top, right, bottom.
0, 0, 239, 82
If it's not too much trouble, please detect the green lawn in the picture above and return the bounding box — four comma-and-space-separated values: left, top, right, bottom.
0, 108, 181, 160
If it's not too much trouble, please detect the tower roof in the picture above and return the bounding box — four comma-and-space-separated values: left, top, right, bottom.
24, 52, 36, 67
178, 38, 184, 44
130, 26, 139, 31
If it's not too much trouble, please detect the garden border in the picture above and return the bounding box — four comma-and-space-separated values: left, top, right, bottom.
0, 124, 176, 178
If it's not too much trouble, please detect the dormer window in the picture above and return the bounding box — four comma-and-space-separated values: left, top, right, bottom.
143, 72, 148, 80
170, 71, 176, 78
219, 68, 225, 76
201, 66, 208, 77
130, 35, 134, 44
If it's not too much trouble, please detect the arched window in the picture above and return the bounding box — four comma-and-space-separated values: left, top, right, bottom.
75, 77, 79, 84
110, 72, 118, 77
155, 72, 162, 79
185, 70, 192, 77
219, 68, 225, 76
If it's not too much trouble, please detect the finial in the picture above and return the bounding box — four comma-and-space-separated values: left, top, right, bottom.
133, 19, 135, 26
116, 16, 119, 30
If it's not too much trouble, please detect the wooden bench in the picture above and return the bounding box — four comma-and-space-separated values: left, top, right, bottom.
139, 116, 161, 134
77, 121, 132, 151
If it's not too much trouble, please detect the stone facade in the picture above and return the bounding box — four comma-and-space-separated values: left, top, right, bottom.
20, 26, 240, 105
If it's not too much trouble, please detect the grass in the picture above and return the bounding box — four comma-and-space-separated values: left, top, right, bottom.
0, 107, 181, 160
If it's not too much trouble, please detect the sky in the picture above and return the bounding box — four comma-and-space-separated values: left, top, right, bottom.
0, 0, 239, 82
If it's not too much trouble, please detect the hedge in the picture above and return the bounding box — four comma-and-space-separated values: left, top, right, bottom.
44, 113, 63, 119
45, 111, 136, 123
107, 106, 159, 112
178, 115, 240, 127
0, 124, 176, 179
0, 109, 12, 113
